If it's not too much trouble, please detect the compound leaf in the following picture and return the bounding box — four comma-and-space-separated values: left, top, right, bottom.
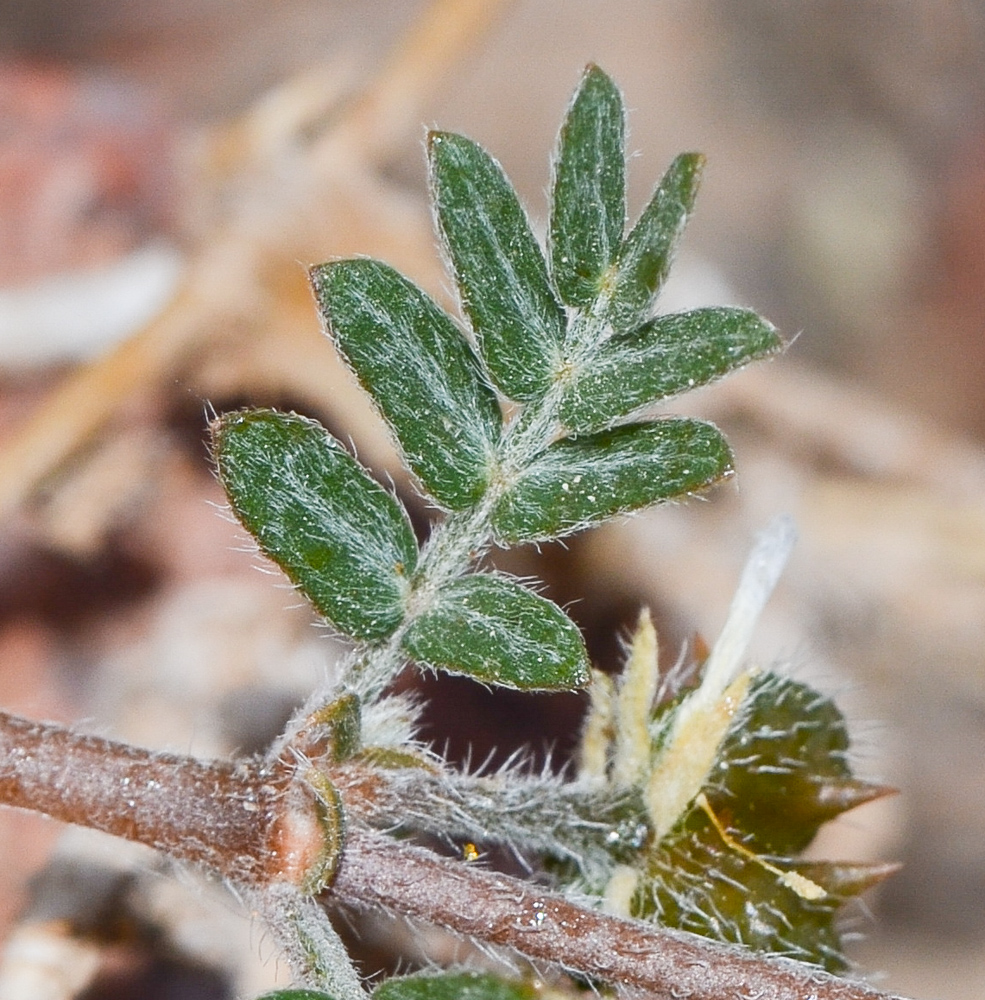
560, 307, 781, 433
550, 65, 626, 306
311, 259, 501, 510
429, 131, 565, 400
605, 152, 704, 334
213, 409, 416, 642
492, 420, 733, 542
402, 575, 589, 690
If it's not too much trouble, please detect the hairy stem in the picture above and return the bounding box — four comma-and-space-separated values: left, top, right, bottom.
330, 759, 626, 878
0, 710, 912, 1000
332, 828, 908, 1000
260, 883, 367, 999
0, 710, 314, 886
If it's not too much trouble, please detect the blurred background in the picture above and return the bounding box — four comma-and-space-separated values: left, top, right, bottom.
0, 2, 983, 998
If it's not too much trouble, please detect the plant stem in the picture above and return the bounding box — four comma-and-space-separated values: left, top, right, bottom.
0, 709, 913, 1000
330, 759, 623, 877
0, 710, 288, 885
260, 883, 367, 999
332, 828, 910, 1000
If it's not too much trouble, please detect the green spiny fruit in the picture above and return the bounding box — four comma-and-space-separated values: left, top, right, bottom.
634, 673, 893, 972
576, 522, 896, 972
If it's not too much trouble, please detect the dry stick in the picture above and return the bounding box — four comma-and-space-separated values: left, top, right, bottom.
703, 361, 985, 499
0, 0, 514, 523
0, 710, 911, 1000
321, 0, 511, 162
0, 282, 207, 522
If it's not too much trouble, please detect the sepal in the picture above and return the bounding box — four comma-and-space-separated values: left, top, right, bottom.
636, 802, 849, 971
797, 860, 903, 898
711, 673, 868, 855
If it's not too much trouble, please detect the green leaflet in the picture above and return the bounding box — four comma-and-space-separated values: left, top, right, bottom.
402, 574, 590, 690
604, 152, 704, 334
428, 131, 565, 401
550, 65, 626, 306
212, 410, 417, 642
560, 307, 782, 433
375, 972, 536, 1000
491, 420, 733, 543
310, 259, 502, 511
